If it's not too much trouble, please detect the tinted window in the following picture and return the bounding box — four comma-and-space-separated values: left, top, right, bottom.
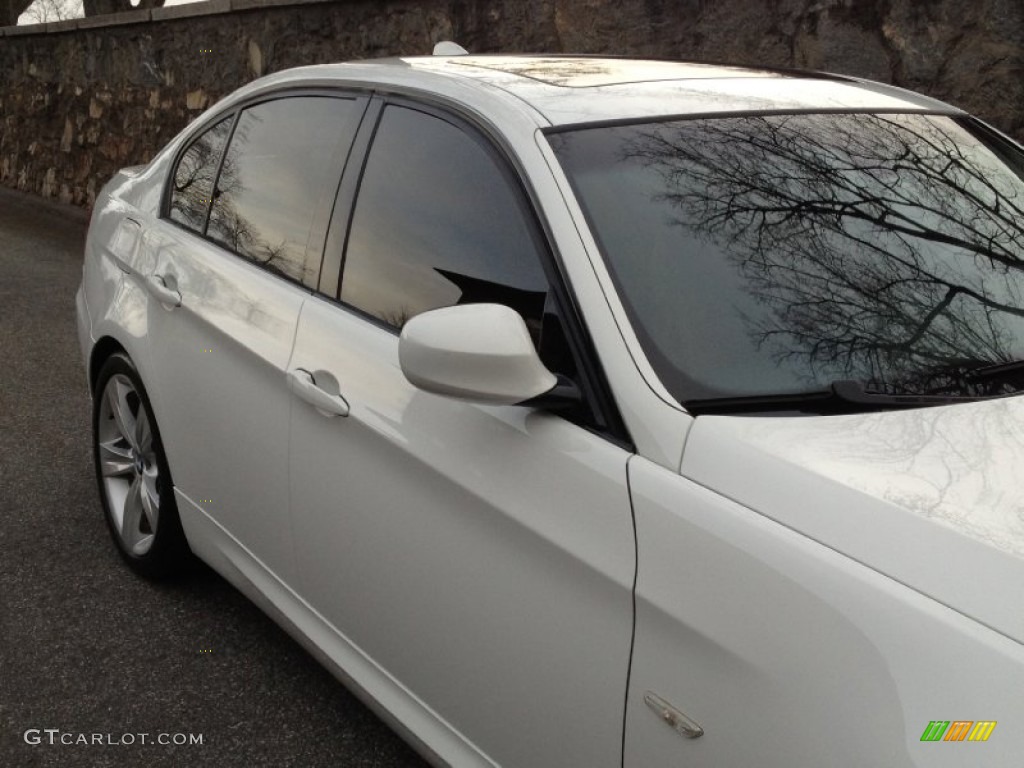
169, 116, 232, 232
340, 105, 549, 332
551, 114, 1024, 405
207, 96, 359, 288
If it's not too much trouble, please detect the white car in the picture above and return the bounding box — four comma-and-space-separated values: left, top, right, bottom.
76, 51, 1024, 767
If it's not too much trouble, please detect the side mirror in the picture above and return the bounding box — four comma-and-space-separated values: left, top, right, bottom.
399, 304, 561, 406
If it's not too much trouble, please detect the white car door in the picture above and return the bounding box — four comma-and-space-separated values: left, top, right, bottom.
145, 93, 365, 587
287, 101, 636, 767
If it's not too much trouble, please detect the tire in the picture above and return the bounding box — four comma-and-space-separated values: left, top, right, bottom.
92, 352, 190, 578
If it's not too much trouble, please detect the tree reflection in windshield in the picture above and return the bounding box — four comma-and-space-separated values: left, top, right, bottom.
553, 113, 1024, 403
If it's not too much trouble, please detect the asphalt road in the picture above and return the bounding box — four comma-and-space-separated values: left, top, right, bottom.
0, 187, 428, 768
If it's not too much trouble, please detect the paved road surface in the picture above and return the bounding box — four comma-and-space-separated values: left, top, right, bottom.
0, 187, 428, 768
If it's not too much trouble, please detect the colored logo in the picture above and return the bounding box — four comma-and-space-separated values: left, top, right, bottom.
920, 721, 996, 742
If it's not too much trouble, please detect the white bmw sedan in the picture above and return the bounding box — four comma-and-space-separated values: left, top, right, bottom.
77, 53, 1024, 767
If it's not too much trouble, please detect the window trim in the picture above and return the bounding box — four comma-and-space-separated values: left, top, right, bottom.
541, 106, 962, 135
317, 97, 383, 295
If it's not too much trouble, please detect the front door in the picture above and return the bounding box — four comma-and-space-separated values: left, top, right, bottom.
287, 101, 636, 767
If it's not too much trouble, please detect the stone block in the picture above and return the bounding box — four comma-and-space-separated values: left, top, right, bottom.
186, 89, 209, 110
77, 10, 150, 29
60, 118, 72, 153
45, 19, 81, 35
248, 39, 264, 77
3, 22, 46, 36
231, 0, 334, 10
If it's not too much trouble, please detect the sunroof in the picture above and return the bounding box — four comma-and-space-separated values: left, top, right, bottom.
451, 57, 782, 87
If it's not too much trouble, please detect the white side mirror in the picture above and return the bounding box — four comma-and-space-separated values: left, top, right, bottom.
399, 304, 558, 405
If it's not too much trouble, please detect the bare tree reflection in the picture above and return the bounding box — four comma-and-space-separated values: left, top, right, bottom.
204, 110, 309, 284
624, 113, 1024, 396
170, 118, 232, 231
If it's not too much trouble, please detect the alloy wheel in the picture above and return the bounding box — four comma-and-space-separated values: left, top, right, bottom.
96, 373, 161, 556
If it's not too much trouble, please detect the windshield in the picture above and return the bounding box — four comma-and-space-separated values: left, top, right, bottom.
549, 113, 1024, 409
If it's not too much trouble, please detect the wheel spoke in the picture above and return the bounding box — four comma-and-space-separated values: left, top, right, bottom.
108, 379, 138, 451
141, 469, 160, 533
135, 407, 153, 455
122, 475, 144, 549
98, 439, 133, 478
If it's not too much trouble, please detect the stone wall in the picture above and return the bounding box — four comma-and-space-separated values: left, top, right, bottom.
1, 0, 1022, 208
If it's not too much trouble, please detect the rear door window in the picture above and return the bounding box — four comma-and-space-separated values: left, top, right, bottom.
206, 96, 363, 289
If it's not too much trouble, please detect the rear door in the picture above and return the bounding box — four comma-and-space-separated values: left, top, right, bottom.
287, 100, 637, 766
146, 92, 365, 587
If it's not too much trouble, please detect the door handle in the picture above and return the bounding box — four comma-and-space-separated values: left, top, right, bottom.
146, 273, 182, 308
287, 368, 350, 418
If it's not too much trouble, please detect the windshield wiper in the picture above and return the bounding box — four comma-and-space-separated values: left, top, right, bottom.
965, 359, 1024, 381
686, 379, 987, 416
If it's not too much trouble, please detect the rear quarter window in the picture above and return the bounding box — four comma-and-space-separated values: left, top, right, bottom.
168, 116, 232, 232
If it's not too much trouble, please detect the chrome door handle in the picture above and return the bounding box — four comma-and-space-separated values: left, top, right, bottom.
287, 369, 350, 418
146, 274, 182, 308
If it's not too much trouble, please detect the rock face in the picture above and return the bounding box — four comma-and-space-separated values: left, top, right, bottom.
0, 0, 1022, 207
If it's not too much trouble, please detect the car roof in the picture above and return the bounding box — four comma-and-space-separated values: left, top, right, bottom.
237, 54, 963, 129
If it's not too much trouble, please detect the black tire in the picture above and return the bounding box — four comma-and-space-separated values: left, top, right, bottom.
92, 352, 190, 579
